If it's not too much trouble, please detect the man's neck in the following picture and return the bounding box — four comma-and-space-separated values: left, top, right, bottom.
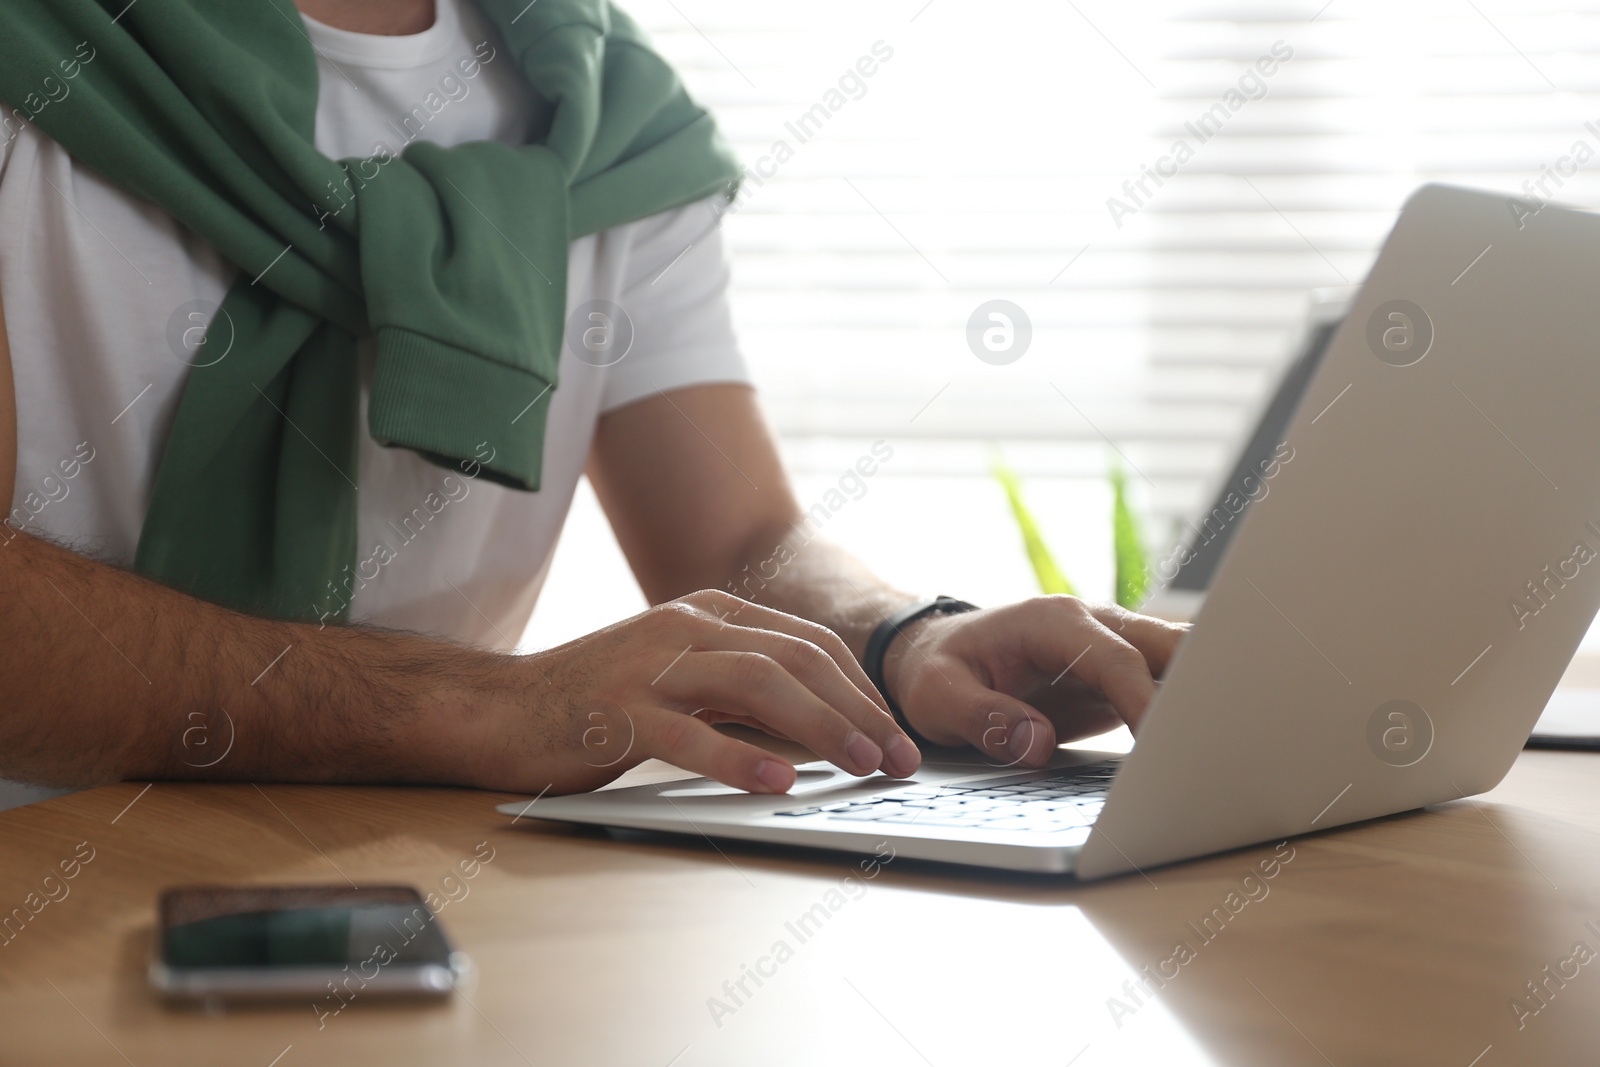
294, 0, 438, 35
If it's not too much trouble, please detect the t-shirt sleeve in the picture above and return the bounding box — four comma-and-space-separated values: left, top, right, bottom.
598, 194, 751, 413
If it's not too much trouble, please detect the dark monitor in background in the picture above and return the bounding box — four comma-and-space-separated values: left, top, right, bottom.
1143, 289, 1353, 620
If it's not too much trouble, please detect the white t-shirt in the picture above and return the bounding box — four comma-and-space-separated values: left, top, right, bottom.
0, 0, 748, 647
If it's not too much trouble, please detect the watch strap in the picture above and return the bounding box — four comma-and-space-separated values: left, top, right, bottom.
862, 596, 980, 732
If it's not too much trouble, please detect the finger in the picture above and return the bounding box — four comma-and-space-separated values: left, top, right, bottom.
680, 597, 919, 776
1014, 600, 1161, 729
687, 591, 894, 715
928, 668, 1058, 769
1084, 604, 1189, 677
636, 707, 798, 794
692, 707, 800, 744
1025, 678, 1123, 743
722, 629, 919, 777
658, 651, 892, 776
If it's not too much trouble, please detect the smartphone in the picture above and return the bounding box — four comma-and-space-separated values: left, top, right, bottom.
149, 884, 471, 1003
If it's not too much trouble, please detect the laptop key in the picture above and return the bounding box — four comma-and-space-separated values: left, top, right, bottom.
830, 809, 898, 821
1017, 799, 1068, 819
874, 811, 953, 824
885, 812, 991, 827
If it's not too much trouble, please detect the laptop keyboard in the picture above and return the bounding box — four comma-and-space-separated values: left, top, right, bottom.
772, 759, 1121, 835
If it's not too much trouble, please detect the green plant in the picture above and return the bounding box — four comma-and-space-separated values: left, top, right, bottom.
992, 455, 1152, 609
1110, 463, 1151, 608
992, 460, 1076, 596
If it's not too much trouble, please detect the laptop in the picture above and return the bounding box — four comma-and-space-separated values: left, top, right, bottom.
1142, 278, 1600, 748
500, 184, 1600, 879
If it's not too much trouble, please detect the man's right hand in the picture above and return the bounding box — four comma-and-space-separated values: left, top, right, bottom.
456, 590, 922, 796
1, 282, 917, 797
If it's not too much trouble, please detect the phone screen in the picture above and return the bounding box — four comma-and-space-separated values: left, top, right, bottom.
153, 885, 461, 1000
164, 903, 452, 968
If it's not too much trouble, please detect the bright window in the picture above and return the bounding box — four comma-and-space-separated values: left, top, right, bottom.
527, 0, 1600, 646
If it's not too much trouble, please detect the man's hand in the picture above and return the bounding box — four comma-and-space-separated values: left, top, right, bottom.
586, 386, 1190, 773
462, 589, 921, 796
880, 596, 1188, 767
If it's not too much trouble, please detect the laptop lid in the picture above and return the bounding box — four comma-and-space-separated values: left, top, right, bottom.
1079, 184, 1600, 879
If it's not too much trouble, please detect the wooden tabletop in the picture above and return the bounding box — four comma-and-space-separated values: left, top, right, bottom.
3, 741, 1599, 1066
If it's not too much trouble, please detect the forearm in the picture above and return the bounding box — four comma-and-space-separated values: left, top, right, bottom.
0, 528, 502, 789
724, 523, 916, 668
588, 385, 931, 706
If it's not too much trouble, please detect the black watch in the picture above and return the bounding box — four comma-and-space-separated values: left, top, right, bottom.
863, 596, 980, 735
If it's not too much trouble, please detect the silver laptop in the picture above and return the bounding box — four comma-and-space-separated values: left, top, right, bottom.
500, 184, 1600, 879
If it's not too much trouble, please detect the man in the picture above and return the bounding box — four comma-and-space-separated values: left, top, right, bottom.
0, 0, 1184, 807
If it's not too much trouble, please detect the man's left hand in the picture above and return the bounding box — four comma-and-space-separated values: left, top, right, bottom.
880, 596, 1189, 767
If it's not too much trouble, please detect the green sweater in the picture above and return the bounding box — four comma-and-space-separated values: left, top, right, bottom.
0, 0, 741, 620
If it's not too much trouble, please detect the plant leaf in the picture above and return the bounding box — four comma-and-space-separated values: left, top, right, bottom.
992, 461, 1076, 596
1111, 462, 1151, 608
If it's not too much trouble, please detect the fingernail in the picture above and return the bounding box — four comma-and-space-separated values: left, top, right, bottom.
884, 734, 921, 777
756, 759, 795, 793
844, 730, 883, 774
1007, 719, 1037, 764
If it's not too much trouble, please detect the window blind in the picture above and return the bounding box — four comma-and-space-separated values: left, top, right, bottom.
625, 0, 1600, 540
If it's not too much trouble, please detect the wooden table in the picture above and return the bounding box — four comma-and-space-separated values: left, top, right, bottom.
4, 740, 1599, 1066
